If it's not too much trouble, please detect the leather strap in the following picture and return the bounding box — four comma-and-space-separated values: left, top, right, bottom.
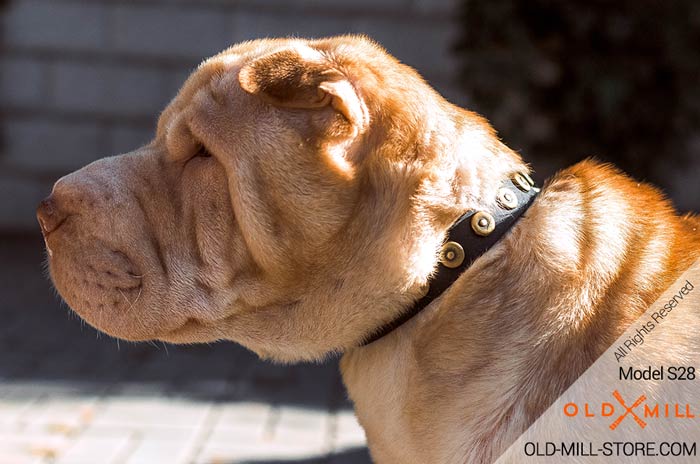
361, 172, 540, 346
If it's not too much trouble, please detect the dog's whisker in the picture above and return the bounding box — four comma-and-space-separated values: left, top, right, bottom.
118, 289, 131, 305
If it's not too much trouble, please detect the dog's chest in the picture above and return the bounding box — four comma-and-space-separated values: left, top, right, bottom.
340, 341, 422, 463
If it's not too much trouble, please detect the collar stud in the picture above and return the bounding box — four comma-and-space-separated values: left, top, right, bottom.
497, 187, 518, 210
440, 241, 465, 268
513, 173, 532, 192
522, 172, 536, 186
471, 211, 496, 236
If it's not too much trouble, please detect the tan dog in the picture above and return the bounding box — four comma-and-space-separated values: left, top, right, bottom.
37, 36, 700, 462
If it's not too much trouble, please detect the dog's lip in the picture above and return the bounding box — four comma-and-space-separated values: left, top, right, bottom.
40, 216, 69, 258
158, 317, 207, 342
158, 311, 236, 343
39, 215, 68, 240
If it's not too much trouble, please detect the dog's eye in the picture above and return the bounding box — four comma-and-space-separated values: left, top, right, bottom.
195, 145, 213, 159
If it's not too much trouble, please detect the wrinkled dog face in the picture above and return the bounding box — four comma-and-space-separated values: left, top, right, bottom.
38, 36, 495, 361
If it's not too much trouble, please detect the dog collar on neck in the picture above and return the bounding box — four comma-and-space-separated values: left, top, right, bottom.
361, 172, 540, 346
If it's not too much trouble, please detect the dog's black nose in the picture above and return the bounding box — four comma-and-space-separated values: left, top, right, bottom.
37, 195, 67, 236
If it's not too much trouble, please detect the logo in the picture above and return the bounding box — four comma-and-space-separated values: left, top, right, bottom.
609, 390, 646, 430
563, 391, 695, 430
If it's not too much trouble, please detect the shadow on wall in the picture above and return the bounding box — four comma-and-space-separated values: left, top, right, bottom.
0, 0, 9, 150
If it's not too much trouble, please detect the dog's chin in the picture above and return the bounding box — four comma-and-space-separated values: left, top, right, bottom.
157, 318, 229, 344
45, 230, 163, 341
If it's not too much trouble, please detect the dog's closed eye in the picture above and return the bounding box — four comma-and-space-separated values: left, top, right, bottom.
194, 144, 213, 159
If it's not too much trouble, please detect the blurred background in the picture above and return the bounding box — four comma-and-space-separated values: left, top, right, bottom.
0, 1, 698, 463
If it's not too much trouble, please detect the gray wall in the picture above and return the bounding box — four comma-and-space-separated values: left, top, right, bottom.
0, 0, 463, 230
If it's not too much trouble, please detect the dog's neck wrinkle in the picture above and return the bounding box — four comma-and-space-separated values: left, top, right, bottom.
468, 147, 527, 201
435, 127, 532, 241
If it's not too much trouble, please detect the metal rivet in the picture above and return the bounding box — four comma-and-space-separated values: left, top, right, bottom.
513, 173, 531, 192
471, 211, 495, 236
522, 172, 535, 186
440, 241, 465, 268
497, 187, 518, 210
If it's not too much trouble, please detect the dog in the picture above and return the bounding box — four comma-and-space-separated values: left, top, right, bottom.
37, 36, 700, 462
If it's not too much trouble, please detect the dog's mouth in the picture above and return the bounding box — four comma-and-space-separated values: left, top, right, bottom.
46, 231, 239, 343
159, 318, 215, 342
38, 216, 68, 240
45, 234, 159, 338
39, 214, 72, 259
157, 312, 238, 344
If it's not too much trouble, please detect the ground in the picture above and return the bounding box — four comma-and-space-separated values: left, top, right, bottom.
0, 235, 369, 464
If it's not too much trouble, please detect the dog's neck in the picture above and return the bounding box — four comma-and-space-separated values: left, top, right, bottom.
340, 169, 562, 462
356, 108, 536, 344
361, 172, 540, 345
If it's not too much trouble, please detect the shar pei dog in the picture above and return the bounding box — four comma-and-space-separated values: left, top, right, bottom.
37, 36, 700, 463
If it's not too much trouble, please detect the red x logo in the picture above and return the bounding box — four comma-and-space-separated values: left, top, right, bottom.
609, 390, 647, 430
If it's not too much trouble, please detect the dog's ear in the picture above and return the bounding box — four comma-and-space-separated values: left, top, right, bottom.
238, 47, 367, 130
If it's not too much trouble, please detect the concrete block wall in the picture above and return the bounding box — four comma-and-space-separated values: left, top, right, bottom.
0, 0, 464, 230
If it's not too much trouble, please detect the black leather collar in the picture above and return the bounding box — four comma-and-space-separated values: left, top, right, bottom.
361, 172, 540, 346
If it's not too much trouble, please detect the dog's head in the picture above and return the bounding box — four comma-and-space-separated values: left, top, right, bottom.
37, 36, 523, 360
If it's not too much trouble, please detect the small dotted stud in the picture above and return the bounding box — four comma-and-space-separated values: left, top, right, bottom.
440, 241, 465, 268
497, 187, 518, 210
471, 211, 495, 236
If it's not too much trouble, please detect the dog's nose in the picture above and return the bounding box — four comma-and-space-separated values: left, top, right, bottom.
37, 195, 68, 236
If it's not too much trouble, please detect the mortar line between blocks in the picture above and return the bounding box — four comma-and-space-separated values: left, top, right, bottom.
182, 402, 220, 464
110, 429, 142, 464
